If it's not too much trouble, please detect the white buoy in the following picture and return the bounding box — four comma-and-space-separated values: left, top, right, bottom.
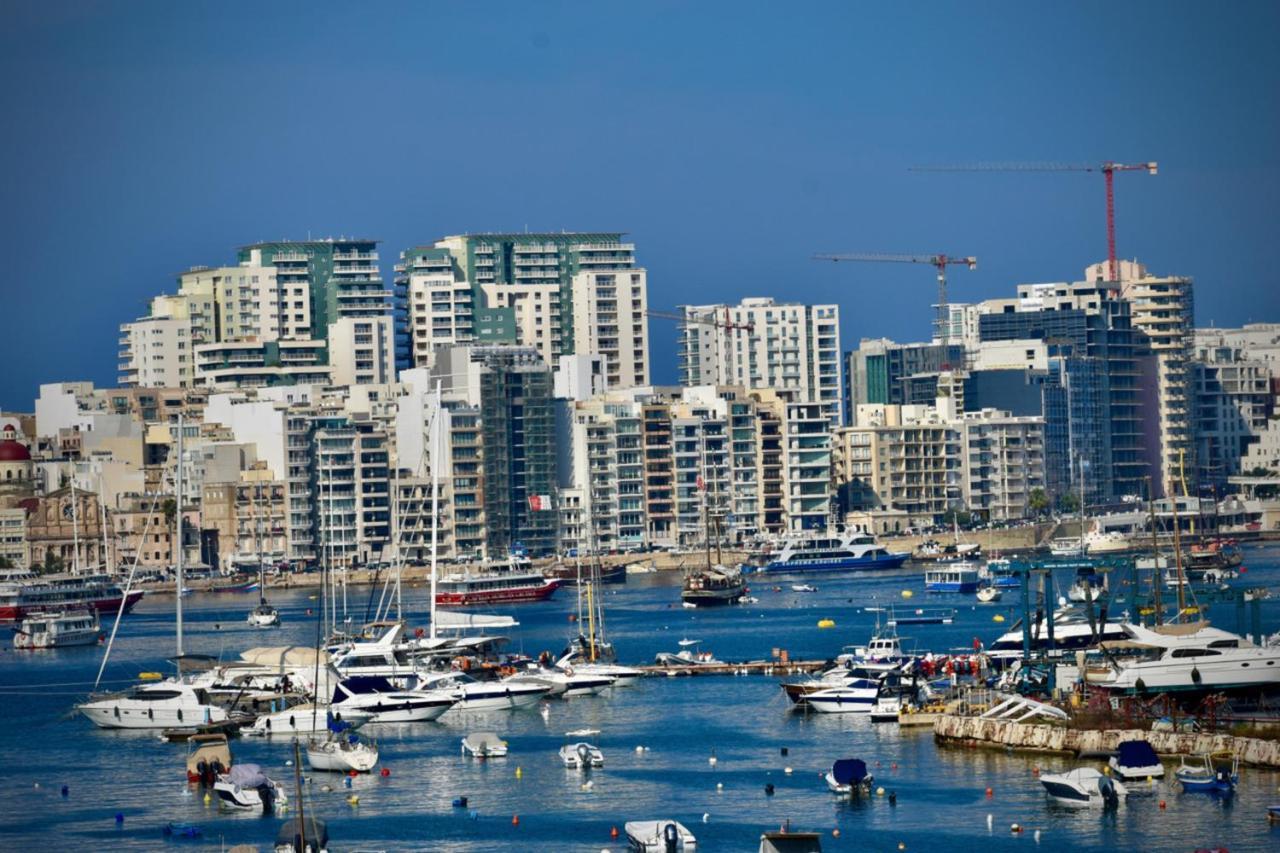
636, 745, 644, 753
702, 813, 710, 823
1034, 830, 1041, 843
285, 759, 293, 767
986, 814, 993, 831
716, 782, 723, 791
784, 766, 793, 775
709, 756, 717, 767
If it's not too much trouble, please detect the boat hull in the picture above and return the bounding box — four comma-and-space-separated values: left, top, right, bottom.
453, 685, 549, 711
435, 580, 560, 606
306, 740, 379, 773
79, 700, 228, 730
0, 590, 143, 623
761, 553, 909, 574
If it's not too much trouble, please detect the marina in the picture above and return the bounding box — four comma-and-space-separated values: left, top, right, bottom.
1, 544, 1278, 851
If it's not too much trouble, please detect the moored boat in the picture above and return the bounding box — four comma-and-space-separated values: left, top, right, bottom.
11, 608, 102, 649
762, 530, 908, 574
680, 564, 745, 607
78, 681, 231, 730
213, 763, 288, 813
186, 732, 232, 785
923, 563, 980, 593
560, 737, 605, 769
461, 731, 509, 758
435, 570, 561, 606
1175, 753, 1238, 794
0, 571, 143, 623
1039, 767, 1128, 807
1108, 740, 1164, 781
625, 820, 696, 851
824, 758, 873, 794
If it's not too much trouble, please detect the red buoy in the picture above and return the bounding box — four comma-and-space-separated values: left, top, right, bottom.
611, 826, 619, 838
985, 787, 993, 798
380, 767, 391, 777
349, 770, 359, 778
512, 815, 520, 826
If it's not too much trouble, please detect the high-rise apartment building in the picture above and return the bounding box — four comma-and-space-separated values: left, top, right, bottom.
843, 339, 966, 424
835, 404, 961, 523
397, 233, 650, 388
1192, 326, 1277, 489
678, 297, 842, 426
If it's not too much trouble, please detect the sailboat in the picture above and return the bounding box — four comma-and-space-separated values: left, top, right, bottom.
680, 459, 745, 607
78, 415, 228, 730
247, 482, 280, 628
553, 544, 641, 685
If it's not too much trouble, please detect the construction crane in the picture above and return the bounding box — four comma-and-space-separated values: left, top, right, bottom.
911, 161, 1158, 283
812, 253, 976, 347
645, 307, 755, 333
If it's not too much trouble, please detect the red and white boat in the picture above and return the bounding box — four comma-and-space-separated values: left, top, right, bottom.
435, 570, 561, 606
0, 571, 144, 623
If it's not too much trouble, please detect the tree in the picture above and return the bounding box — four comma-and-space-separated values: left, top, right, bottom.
162, 498, 177, 527
941, 508, 972, 528
42, 551, 65, 574
1028, 488, 1050, 517
1058, 491, 1080, 514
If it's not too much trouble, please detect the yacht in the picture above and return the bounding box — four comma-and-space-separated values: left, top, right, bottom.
761, 531, 908, 574
78, 681, 230, 730
680, 564, 746, 607
1039, 767, 1127, 807
1084, 622, 1280, 694
0, 571, 143, 622
506, 665, 615, 697
247, 701, 369, 737
1085, 529, 1135, 555
329, 676, 456, 723
416, 671, 551, 711
802, 676, 881, 714
985, 607, 1130, 665
11, 608, 102, 649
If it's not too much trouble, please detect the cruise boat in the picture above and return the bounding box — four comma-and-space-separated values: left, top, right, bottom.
1084, 622, 1280, 694
435, 570, 561, 606
11, 608, 102, 649
78, 681, 231, 730
981, 558, 1023, 589
760, 531, 908, 574
0, 571, 143, 622
923, 563, 981, 593
680, 564, 746, 607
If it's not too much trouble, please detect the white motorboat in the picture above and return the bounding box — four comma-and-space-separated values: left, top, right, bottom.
1067, 580, 1105, 602
791, 584, 817, 593
624, 820, 697, 851
1085, 622, 1280, 694
247, 702, 369, 737
213, 763, 288, 813
247, 602, 280, 628
654, 648, 723, 667
975, 585, 1002, 603
1049, 536, 1084, 557
306, 732, 379, 773
507, 665, 615, 697
461, 731, 508, 758
330, 676, 456, 723
187, 732, 232, 785
417, 671, 551, 711
1085, 529, 1134, 555
560, 740, 605, 769
803, 678, 880, 714
78, 681, 229, 730
824, 758, 873, 794
556, 657, 643, 687
1108, 740, 1164, 780
1039, 767, 1128, 807
12, 608, 102, 649
869, 695, 903, 723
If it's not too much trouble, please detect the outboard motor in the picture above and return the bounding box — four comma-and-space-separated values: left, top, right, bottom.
257, 783, 275, 816
195, 759, 209, 786
1098, 776, 1119, 809
662, 821, 680, 853
577, 744, 590, 767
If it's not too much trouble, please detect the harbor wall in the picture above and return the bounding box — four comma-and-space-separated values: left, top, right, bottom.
932, 713, 1280, 768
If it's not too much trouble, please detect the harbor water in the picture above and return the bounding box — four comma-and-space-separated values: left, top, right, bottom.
3, 545, 1280, 851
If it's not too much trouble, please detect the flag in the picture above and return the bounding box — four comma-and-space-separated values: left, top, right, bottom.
696, 475, 705, 492
528, 495, 551, 511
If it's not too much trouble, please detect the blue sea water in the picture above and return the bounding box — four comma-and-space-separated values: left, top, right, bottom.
2, 545, 1280, 852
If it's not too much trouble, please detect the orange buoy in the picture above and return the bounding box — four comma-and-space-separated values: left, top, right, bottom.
985, 787, 993, 797
512, 814, 520, 826
611, 827, 619, 838
348, 770, 359, 777
1159, 800, 1166, 809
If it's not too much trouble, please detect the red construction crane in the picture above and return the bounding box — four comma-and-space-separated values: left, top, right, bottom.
911, 161, 1158, 283
812, 253, 976, 347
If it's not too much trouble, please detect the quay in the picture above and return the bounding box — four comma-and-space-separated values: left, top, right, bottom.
933, 712, 1280, 769
635, 659, 829, 677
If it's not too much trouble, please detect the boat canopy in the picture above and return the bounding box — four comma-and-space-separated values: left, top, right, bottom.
831, 758, 868, 785
240, 646, 330, 667
225, 763, 268, 788
1116, 740, 1159, 767
463, 732, 503, 751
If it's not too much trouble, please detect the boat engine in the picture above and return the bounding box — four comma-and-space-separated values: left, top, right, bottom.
1098, 776, 1119, 809
257, 783, 275, 815
662, 821, 680, 853
577, 744, 590, 766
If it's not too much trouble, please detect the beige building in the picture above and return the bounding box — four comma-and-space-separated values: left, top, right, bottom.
25, 488, 106, 571
958, 409, 1046, 521
111, 494, 174, 569
571, 269, 650, 390
329, 315, 395, 387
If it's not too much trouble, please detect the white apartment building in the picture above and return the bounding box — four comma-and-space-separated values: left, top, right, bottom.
571, 269, 649, 389
679, 297, 842, 426
194, 339, 330, 389
118, 315, 193, 388
958, 409, 1046, 521
481, 282, 561, 364
782, 400, 833, 532
329, 316, 394, 387
564, 396, 646, 552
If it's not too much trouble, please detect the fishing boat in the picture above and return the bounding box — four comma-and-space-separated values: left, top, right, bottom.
213, 762, 288, 813
186, 732, 232, 785
803, 677, 881, 714
11, 608, 102, 649
1039, 767, 1128, 807
761, 530, 908, 574
624, 820, 697, 852
824, 758, 873, 794
0, 571, 143, 623
681, 564, 746, 607
560, 737, 605, 769
1107, 740, 1164, 780
1175, 753, 1238, 794
461, 731, 508, 758
923, 563, 980, 593
435, 570, 561, 606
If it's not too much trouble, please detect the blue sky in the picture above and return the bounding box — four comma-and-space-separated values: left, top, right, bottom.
2, 1, 1277, 408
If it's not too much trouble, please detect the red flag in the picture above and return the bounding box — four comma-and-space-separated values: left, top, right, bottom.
528, 494, 551, 511
696, 475, 705, 492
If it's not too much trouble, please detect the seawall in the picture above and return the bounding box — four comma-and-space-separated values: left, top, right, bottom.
933, 713, 1280, 768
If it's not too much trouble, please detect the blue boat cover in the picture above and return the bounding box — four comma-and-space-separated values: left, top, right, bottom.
832, 758, 868, 785
1116, 740, 1158, 767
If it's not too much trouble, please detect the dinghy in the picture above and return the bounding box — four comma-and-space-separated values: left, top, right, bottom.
461, 731, 509, 758
1108, 740, 1164, 780
625, 819, 697, 851
824, 758, 872, 795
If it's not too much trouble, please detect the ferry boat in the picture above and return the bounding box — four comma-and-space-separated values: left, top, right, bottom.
761, 531, 908, 574
11, 608, 103, 649
435, 570, 561, 606
0, 571, 144, 623
923, 563, 981, 593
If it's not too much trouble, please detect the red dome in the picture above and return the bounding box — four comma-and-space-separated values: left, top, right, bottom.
0, 440, 31, 462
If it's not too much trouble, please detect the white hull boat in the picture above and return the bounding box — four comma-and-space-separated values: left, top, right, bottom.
804, 678, 880, 714
78, 681, 229, 730
419, 672, 551, 711
331, 676, 455, 723
508, 667, 615, 697
975, 585, 1002, 603
12, 609, 102, 649
625, 820, 697, 851
461, 731, 509, 758
306, 734, 379, 773
248, 703, 368, 737
213, 763, 288, 813
1039, 767, 1128, 807
869, 696, 903, 723
560, 741, 605, 769
560, 660, 642, 686
247, 603, 280, 628
1108, 740, 1164, 780
825, 758, 873, 794
1085, 622, 1280, 693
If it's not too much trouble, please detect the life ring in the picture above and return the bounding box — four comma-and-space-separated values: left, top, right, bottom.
563, 666, 575, 677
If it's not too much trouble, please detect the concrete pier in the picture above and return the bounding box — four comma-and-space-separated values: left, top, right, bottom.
933, 713, 1280, 768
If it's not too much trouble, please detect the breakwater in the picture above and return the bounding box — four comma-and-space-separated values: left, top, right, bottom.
933, 713, 1280, 768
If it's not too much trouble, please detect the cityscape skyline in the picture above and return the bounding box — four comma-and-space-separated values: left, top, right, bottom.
3, 2, 1280, 408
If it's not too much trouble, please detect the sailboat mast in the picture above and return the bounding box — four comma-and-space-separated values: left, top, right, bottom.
175, 414, 185, 659
1148, 477, 1163, 625
392, 461, 402, 621
428, 381, 441, 641
1170, 481, 1186, 617
70, 466, 81, 572
98, 470, 110, 572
